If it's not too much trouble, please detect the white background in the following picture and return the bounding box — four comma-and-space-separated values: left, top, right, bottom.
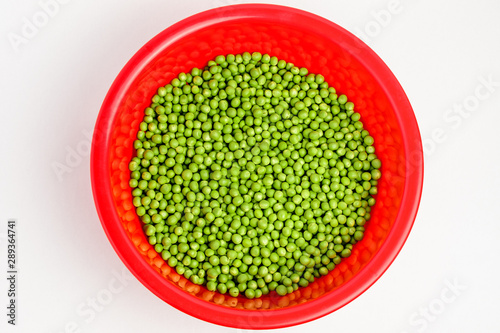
1, 0, 499, 332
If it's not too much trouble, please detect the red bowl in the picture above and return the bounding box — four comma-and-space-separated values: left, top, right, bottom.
91, 4, 423, 329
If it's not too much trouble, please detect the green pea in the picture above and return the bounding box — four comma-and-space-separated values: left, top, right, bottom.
131, 52, 380, 298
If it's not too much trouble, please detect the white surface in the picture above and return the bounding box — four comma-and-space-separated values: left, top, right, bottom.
1, 0, 499, 332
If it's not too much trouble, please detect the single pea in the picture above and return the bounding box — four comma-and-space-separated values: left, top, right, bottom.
276, 285, 287, 296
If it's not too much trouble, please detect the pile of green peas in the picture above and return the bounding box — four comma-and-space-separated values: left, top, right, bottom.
129, 52, 381, 298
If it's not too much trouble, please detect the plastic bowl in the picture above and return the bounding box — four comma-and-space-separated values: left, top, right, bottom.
91, 4, 423, 329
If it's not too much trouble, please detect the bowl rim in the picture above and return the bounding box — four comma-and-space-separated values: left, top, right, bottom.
91, 3, 423, 329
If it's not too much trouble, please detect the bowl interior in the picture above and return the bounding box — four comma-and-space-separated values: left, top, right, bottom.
92, 4, 422, 329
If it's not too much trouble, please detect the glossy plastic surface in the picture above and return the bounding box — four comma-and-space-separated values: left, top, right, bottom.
91, 4, 423, 329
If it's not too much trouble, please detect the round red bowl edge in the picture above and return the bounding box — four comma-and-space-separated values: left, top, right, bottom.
90, 3, 424, 329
